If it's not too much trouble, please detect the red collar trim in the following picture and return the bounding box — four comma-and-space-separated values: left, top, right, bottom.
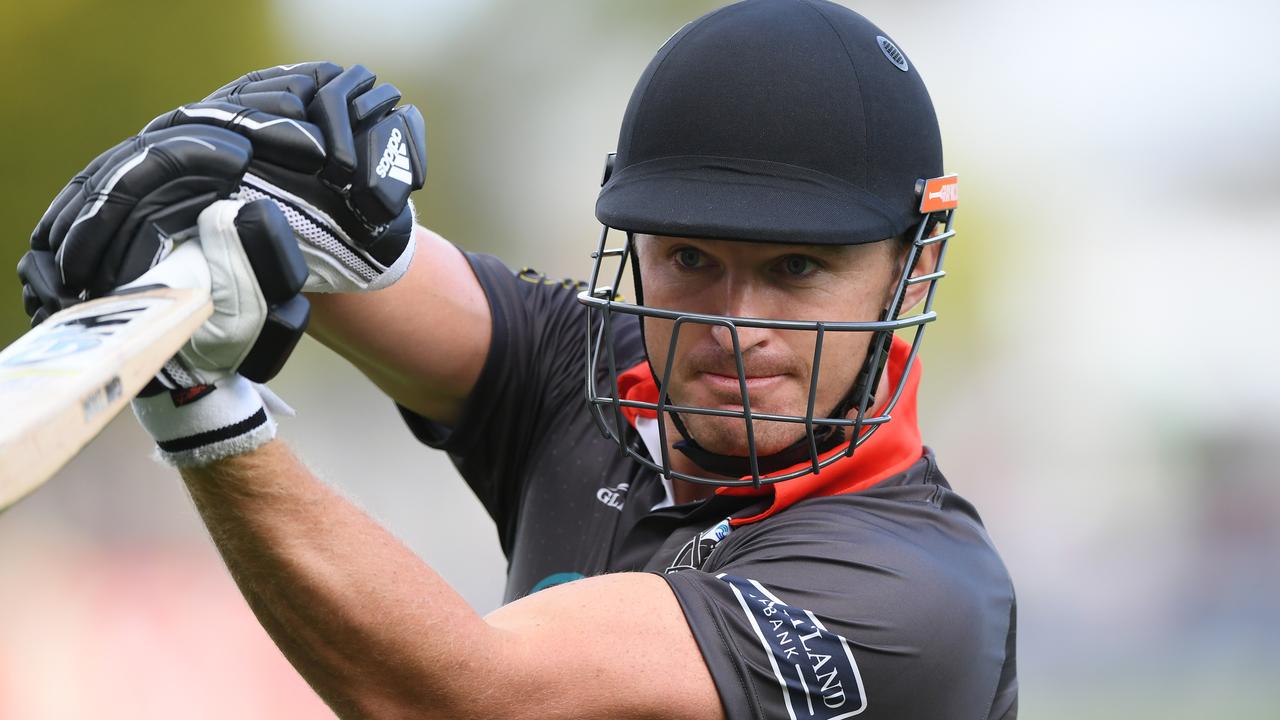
616, 336, 924, 526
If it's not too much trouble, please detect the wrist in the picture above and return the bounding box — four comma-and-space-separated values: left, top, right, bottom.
132, 375, 292, 467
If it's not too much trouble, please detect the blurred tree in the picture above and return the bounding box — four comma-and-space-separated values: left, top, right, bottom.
0, 0, 290, 343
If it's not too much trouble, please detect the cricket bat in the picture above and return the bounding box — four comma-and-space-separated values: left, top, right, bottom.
0, 285, 212, 510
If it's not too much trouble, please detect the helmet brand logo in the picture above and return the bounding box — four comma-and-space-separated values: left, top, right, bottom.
877, 36, 909, 72
919, 174, 959, 213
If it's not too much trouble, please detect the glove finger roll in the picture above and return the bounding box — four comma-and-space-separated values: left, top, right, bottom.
110, 175, 246, 289
205, 199, 310, 384
205, 62, 343, 100
236, 293, 309, 383
16, 249, 79, 322
58, 126, 252, 294
351, 83, 402, 128
208, 75, 319, 115
309, 64, 377, 187
32, 176, 92, 253
216, 90, 308, 120
20, 283, 40, 318
35, 136, 137, 254
352, 104, 427, 227
30, 306, 50, 328
144, 101, 325, 173
234, 199, 309, 303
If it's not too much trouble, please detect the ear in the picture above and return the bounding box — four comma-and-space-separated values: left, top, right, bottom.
896, 225, 944, 313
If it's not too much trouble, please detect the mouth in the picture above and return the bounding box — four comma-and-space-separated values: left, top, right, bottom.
695, 371, 789, 398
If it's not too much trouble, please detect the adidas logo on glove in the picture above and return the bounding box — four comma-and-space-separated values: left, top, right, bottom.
376, 128, 413, 185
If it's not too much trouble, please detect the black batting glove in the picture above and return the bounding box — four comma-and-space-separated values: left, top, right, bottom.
18, 61, 425, 330
147, 61, 427, 289
19, 124, 259, 321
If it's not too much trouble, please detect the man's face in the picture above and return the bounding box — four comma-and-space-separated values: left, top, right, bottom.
635, 234, 909, 465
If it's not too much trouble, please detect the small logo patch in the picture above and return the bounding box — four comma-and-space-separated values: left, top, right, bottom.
81, 376, 123, 421
720, 574, 868, 719
170, 384, 216, 407
531, 572, 585, 593
918, 174, 959, 213
666, 518, 732, 573
596, 482, 629, 510
0, 307, 144, 367
375, 127, 414, 185
876, 36, 909, 72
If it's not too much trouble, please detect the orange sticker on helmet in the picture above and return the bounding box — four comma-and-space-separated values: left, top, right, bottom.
919, 174, 958, 213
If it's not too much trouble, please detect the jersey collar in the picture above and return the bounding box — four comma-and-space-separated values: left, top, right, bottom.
616, 335, 924, 526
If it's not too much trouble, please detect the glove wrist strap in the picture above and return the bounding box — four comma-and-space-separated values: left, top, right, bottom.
132, 375, 283, 467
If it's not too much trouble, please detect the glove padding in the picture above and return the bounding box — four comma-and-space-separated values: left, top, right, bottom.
129, 198, 309, 466
18, 61, 425, 328
147, 61, 426, 292
126, 198, 310, 388
22, 125, 256, 310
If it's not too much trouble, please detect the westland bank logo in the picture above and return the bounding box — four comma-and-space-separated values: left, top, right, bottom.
719, 574, 868, 719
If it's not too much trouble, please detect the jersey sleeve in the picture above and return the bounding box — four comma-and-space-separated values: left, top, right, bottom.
395, 253, 600, 544
660, 498, 1018, 720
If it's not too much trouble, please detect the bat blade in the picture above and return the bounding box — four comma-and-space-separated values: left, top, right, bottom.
0, 287, 213, 510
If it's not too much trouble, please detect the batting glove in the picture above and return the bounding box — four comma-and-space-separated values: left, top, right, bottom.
19, 61, 425, 330
128, 198, 309, 467
146, 61, 427, 294
20, 125, 264, 319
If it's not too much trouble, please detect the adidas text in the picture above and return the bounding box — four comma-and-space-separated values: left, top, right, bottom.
376, 128, 414, 185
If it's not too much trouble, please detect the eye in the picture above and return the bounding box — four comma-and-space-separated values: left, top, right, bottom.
674, 247, 706, 269
779, 254, 820, 277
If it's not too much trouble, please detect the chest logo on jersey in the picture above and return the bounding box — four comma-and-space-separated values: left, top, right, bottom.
595, 482, 629, 511
718, 574, 868, 719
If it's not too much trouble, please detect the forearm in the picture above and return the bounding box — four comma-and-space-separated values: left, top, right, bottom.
179, 440, 500, 719
305, 225, 491, 425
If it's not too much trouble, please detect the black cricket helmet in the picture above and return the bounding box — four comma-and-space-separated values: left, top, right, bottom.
580, 0, 958, 487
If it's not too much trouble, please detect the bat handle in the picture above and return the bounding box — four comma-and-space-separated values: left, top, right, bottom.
116, 240, 212, 296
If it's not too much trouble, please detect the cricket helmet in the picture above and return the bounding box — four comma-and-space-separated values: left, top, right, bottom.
580, 0, 958, 486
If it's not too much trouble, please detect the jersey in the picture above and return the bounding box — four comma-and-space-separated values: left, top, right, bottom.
397, 252, 1019, 719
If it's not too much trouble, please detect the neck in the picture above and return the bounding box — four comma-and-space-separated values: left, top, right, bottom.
672, 479, 719, 505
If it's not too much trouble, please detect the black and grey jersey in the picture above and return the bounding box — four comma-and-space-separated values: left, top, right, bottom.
397, 252, 1018, 719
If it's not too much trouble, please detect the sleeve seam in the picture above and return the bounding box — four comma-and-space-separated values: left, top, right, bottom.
980, 593, 1018, 720
665, 572, 767, 720
441, 252, 512, 454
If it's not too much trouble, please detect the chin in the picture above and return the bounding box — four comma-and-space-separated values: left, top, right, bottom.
680, 415, 809, 458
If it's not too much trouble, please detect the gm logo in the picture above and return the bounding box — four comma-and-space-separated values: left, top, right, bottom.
876, 36, 909, 72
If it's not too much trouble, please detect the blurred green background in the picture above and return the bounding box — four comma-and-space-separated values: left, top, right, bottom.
2, 0, 1278, 717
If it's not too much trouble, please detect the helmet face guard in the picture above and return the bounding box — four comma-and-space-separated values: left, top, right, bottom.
577, 206, 955, 489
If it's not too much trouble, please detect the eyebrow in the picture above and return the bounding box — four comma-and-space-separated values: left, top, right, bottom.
646, 235, 880, 267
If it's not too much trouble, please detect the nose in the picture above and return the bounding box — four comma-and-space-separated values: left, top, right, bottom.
709, 321, 771, 355
707, 275, 771, 354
